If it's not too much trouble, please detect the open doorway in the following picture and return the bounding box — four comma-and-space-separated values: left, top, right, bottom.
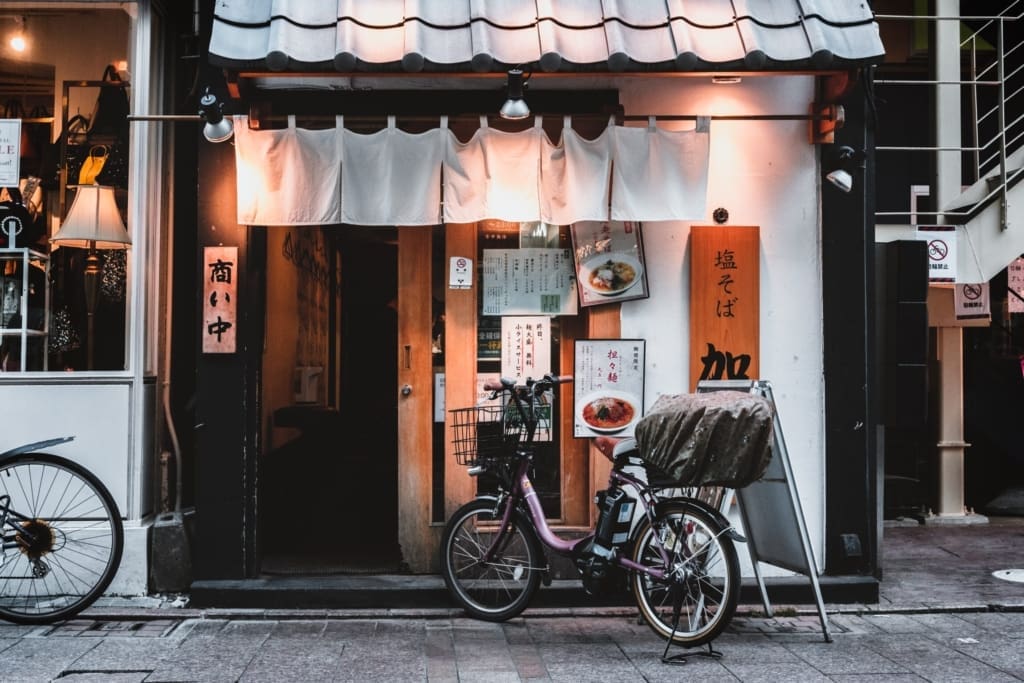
258, 226, 402, 574
336, 228, 401, 568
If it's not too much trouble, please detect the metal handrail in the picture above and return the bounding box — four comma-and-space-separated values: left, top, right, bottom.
873, 9, 1022, 229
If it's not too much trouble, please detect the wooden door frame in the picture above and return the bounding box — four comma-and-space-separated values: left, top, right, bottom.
400, 223, 624, 569
397, 226, 435, 571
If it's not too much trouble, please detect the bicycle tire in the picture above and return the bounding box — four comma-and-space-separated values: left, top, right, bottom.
440, 498, 543, 621
631, 502, 740, 647
0, 453, 124, 624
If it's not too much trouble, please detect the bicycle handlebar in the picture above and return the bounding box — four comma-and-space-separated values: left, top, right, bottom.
482, 374, 573, 393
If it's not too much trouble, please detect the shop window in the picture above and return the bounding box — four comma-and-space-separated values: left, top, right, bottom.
0, 9, 131, 373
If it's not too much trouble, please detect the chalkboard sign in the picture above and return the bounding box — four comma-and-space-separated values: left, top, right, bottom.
696, 379, 832, 643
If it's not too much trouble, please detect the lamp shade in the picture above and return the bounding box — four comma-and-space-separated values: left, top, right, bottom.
203, 116, 234, 143
499, 68, 530, 120
51, 185, 131, 249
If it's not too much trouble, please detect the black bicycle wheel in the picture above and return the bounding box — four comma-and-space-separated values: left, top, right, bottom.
631, 503, 740, 647
0, 453, 124, 624
440, 498, 543, 621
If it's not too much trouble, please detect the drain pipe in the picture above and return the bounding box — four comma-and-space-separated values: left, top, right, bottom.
156, 0, 202, 516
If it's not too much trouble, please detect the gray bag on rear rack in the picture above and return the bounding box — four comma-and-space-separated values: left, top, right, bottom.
634, 391, 773, 488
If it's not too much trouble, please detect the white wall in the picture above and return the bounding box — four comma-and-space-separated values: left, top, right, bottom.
614, 76, 826, 574
1, 382, 131, 510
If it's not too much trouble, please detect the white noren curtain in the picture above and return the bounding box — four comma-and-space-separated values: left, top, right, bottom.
232, 115, 710, 227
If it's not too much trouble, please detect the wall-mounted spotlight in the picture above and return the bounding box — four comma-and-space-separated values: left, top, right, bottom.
8, 16, 26, 53
198, 87, 233, 143
499, 67, 531, 120
826, 145, 866, 193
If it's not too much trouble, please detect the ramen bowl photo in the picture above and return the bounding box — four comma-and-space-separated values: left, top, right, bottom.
580, 253, 644, 297
577, 391, 638, 433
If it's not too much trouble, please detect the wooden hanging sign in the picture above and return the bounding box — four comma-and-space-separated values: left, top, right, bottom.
689, 226, 760, 391
202, 246, 238, 354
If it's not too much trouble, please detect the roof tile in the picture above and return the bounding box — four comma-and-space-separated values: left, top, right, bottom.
209, 0, 884, 73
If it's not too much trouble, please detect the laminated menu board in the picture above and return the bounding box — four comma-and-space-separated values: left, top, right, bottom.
482, 248, 577, 316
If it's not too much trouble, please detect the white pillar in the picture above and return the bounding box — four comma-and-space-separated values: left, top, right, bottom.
933, 1, 963, 517
931, 2, 983, 522
935, 326, 968, 516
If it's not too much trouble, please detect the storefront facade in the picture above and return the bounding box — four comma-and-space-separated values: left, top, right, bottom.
0, 1, 179, 595
190, 1, 886, 601
0, 0, 886, 599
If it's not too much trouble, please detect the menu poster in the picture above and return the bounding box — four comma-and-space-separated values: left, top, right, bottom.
482, 248, 578, 316
573, 339, 645, 438
498, 324, 554, 442
570, 221, 649, 307
501, 316, 552, 384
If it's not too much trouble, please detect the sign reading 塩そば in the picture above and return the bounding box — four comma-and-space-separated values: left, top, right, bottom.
689, 226, 760, 391
203, 246, 238, 353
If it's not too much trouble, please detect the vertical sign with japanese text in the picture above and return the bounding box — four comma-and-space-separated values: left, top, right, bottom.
1009, 257, 1024, 314
202, 246, 238, 353
500, 316, 551, 383
689, 226, 760, 391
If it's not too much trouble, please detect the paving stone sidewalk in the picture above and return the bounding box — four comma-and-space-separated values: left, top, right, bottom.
1, 609, 1023, 682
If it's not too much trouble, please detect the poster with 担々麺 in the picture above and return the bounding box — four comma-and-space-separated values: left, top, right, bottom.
573, 339, 645, 438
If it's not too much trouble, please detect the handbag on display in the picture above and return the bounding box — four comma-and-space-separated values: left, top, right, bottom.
88, 64, 129, 142
65, 140, 127, 188
77, 145, 109, 185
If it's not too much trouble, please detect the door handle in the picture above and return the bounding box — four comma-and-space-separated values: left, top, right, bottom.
401, 384, 412, 396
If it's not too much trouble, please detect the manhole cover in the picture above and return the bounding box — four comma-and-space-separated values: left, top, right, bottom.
992, 569, 1024, 583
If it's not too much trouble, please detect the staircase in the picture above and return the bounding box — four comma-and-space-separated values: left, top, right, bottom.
874, 6, 1024, 283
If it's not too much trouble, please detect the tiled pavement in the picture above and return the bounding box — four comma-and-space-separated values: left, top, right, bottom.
0, 515, 1022, 681
0, 610, 1022, 681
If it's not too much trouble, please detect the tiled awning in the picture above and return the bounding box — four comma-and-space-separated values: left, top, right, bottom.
209, 0, 885, 75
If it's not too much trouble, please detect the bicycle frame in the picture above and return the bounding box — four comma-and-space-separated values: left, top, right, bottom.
474, 375, 732, 586
491, 452, 671, 581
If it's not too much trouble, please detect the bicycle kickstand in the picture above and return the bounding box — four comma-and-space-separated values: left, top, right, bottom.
661, 583, 724, 665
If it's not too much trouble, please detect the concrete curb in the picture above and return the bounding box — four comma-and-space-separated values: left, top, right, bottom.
78, 599, 1024, 623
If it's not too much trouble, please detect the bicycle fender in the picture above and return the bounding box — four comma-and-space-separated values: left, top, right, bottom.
472, 495, 552, 585
0, 436, 75, 459
652, 497, 747, 544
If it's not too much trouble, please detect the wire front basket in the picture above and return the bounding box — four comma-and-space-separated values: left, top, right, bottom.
450, 402, 551, 467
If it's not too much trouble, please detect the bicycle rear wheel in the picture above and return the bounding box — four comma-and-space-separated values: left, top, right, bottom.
440, 498, 543, 621
0, 453, 124, 624
631, 503, 739, 647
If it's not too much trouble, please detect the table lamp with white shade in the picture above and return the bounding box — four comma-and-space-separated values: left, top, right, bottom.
50, 184, 131, 369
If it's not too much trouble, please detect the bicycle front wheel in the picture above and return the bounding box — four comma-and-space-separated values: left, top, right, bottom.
440, 498, 543, 621
0, 453, 124, 624
631, 503, 740, 647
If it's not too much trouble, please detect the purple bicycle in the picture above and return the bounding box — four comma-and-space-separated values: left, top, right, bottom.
441, 374, 742, 649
